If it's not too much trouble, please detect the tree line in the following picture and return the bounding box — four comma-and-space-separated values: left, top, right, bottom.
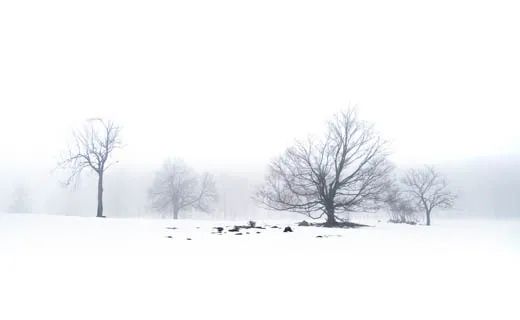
57, 111, 456, 226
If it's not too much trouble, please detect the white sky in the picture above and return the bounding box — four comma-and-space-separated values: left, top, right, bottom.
1, 0, 519, 172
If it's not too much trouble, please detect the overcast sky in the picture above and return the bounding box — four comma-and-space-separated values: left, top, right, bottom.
1, 0, 519, 173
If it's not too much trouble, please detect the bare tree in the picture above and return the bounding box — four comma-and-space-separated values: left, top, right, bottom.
7, 185, 32, 214
384, 183, 417, 224
59, 118, 123, 218
402, 166, 456, 226
256, 109, 393, 227
148, 159, 218, 219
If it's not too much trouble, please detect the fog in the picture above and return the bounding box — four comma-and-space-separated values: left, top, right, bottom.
1, 154, 518, 219
1, 1, 519, 219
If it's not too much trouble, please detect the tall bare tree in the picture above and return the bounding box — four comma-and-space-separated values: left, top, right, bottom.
59, 118, 123, 218
148, 159, 218, 219
256, 109, 393, 227
402, 166, 456, 226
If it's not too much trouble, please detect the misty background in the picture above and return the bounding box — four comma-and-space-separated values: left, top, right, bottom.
1, 1, 519, 219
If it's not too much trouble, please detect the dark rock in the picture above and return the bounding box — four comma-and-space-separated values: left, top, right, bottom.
215, 227, 224, 233
166, 235, 173, 239
235, 233, 243, 235
297, 220, 310, 227
316, 235, 323, 238
166, 227, 177, 230
271, 226, 280, 229
256, 231, 261, 234
283, 226, 293, 232
186, 238, 192, 240
229, 226, 240, 232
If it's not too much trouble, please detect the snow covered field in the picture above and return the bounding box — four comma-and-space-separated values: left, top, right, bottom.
1, 214, 519, 320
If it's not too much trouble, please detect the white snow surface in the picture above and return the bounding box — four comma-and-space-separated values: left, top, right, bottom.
1, 213, 519, 320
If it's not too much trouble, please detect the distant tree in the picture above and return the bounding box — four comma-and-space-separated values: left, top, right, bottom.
256, 108, 393, 227
402, 166, 456, 226
7, 185, 32, 214
148, 159, 218, 219
58, 118, 123, 218
384, 183, 417, 224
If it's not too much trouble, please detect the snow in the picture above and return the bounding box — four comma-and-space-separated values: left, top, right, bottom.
1, 213, 519, 320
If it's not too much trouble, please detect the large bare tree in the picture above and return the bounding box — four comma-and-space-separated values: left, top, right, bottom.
256, 109, 393, 227
148, 159, 218, 219
402, 166, 456, 226
59, 118, 123, 218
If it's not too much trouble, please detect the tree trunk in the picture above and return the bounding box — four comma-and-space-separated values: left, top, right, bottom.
97, 173, 104, 218
324, 208, 337, 227
425, 209, 431, 226
173, 208, 179, 220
